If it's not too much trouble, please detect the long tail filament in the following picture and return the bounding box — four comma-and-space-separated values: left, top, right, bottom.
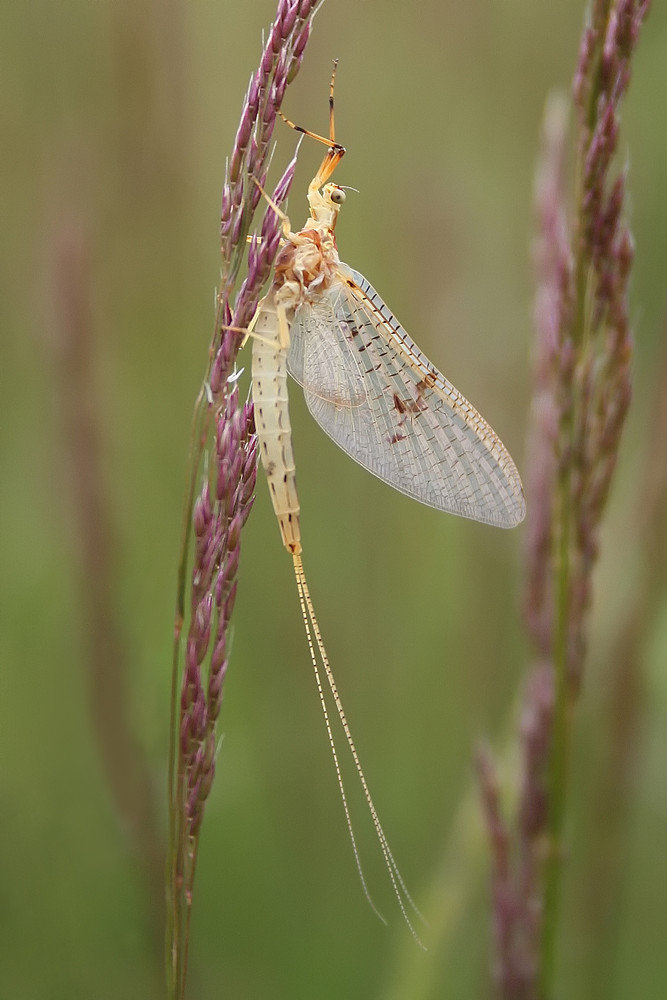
291, 552, 426, 948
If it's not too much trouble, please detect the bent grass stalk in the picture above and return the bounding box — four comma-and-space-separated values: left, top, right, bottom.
539, 3, 650, 989
478, 2, 651, 997
165, 2, 321, 996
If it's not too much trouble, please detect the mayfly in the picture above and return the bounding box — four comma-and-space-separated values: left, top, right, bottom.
247, 64, 525, 938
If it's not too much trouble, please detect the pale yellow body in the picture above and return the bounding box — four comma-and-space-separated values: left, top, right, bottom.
250, 177, 344, 555
251, 297, 301, 554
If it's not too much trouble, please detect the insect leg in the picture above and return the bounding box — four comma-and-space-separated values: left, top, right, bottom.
278, 60, 346, 189
251, 177, 293, 240
220, 316, 279, 352
275, 300, 291, 352
328, 57, 338, 144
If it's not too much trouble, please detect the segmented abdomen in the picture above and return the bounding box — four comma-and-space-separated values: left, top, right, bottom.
251, 296, 302, 555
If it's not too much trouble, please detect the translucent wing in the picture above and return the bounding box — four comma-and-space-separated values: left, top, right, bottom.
287, 262, 525, 528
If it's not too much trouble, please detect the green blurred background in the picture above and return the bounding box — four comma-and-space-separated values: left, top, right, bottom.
3, 1, 667, 997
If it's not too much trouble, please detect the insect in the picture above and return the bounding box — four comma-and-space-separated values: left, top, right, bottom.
247, 64, 525, 939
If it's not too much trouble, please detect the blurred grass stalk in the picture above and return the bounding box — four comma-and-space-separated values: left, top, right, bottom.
478, 2, 651, 997
49, 207, 165, 986
165, 2, 320, 996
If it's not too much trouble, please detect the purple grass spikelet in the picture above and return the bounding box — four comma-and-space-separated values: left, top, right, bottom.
479, 2, 651, 995
477, 666, 555, 998
167, 2, 321, 994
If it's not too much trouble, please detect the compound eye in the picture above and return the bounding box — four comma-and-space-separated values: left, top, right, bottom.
330, 187, 346, 205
